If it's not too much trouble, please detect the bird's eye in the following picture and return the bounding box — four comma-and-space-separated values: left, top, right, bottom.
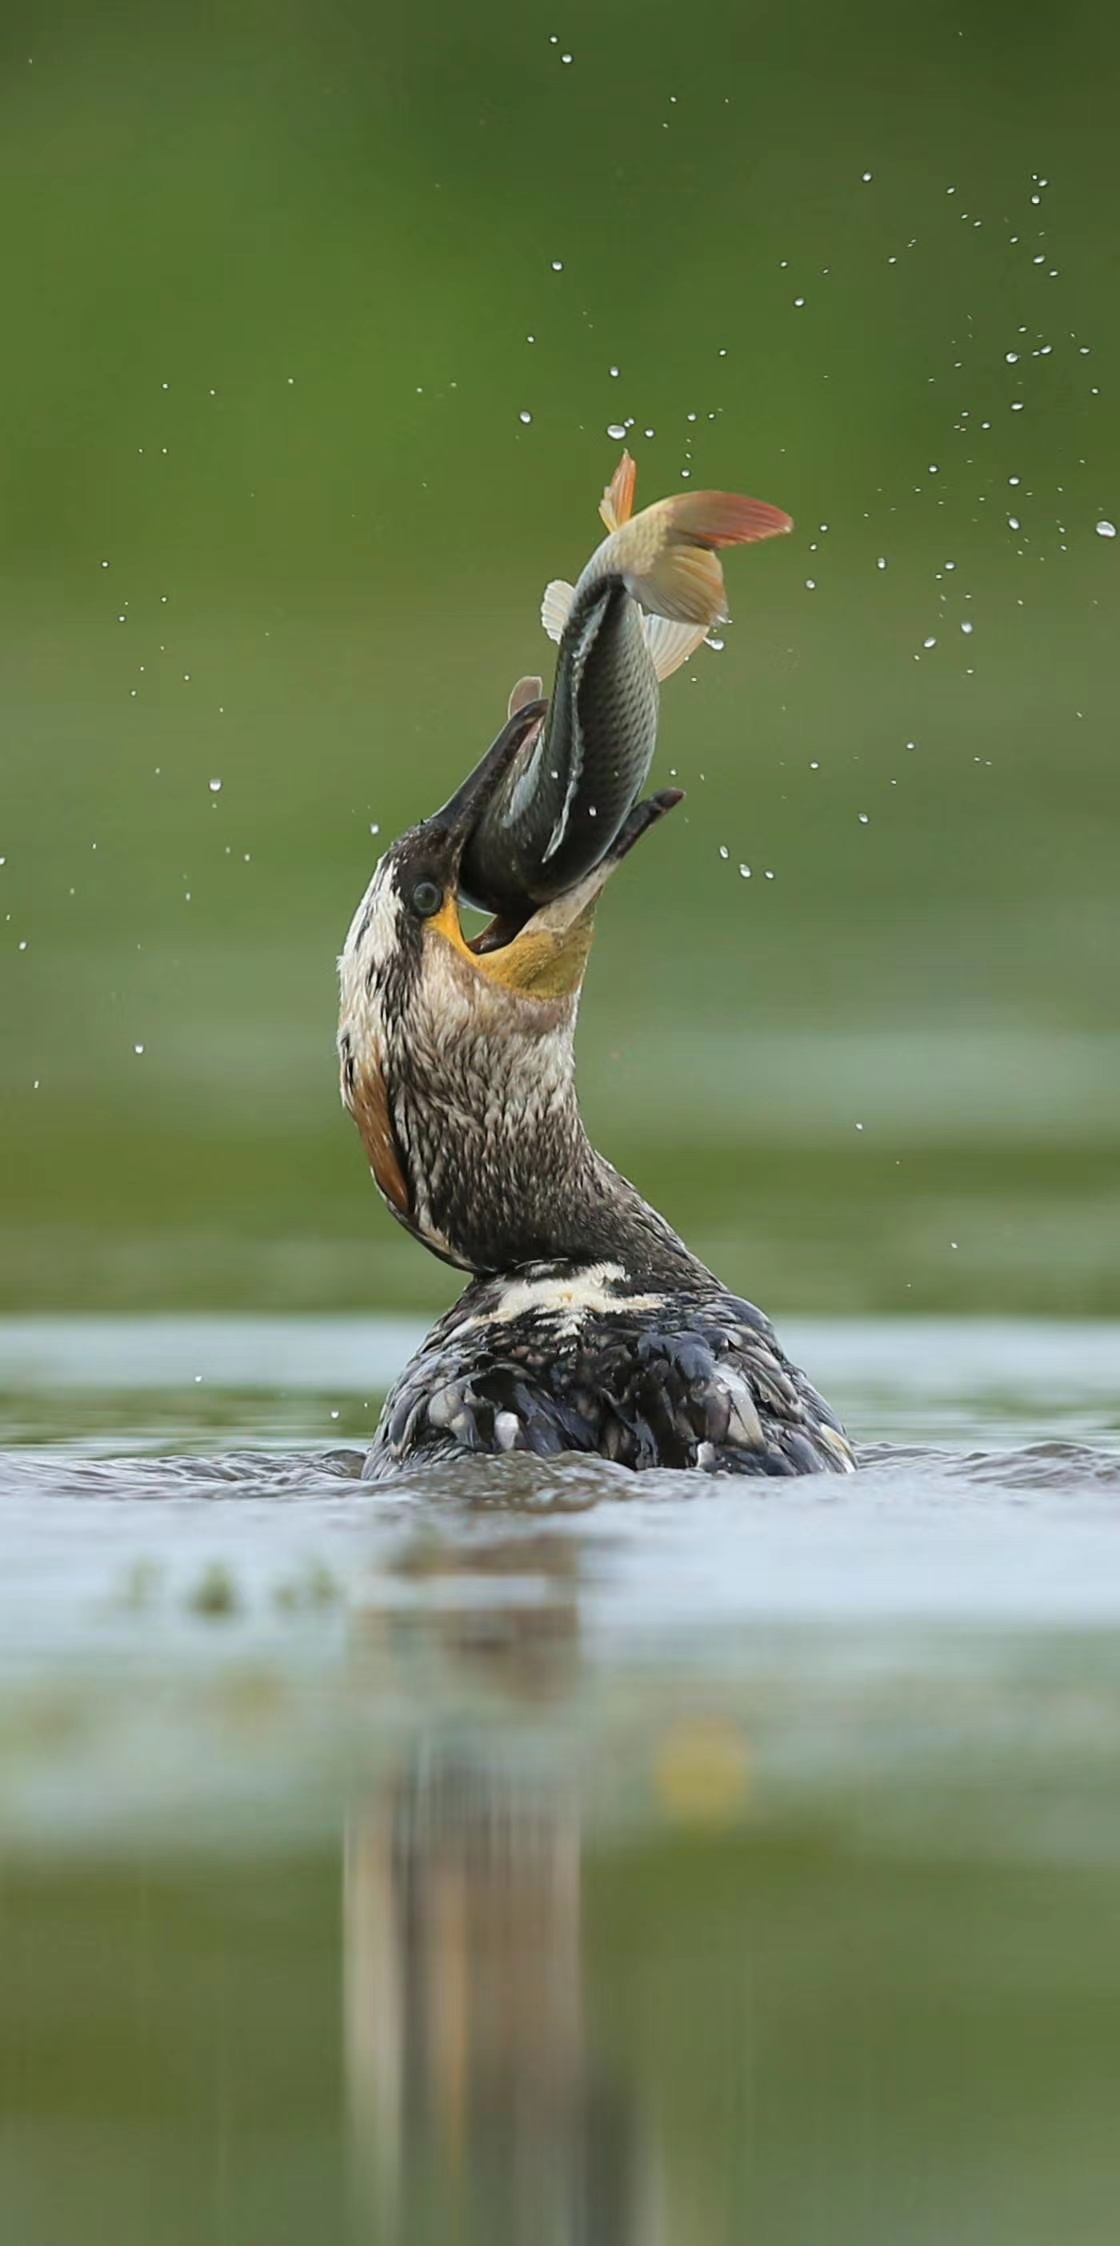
410, 878, 443, 919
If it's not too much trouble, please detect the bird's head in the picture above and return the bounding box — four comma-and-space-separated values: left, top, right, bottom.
337, 701, 681, 1269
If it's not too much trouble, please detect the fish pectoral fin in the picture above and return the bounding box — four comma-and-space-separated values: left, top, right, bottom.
540, 578, 575, 643
641, 614, 709, 682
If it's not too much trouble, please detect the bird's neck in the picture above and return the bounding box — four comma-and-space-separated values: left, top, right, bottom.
390, 1027, 705, 1288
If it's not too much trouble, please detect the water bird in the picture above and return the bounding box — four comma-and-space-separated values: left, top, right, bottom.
339, 459, 854, 1479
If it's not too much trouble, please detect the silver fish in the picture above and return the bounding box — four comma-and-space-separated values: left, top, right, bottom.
459, 452, 792, 918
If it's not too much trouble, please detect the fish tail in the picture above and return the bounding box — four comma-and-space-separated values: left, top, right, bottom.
596, 490, 793, 627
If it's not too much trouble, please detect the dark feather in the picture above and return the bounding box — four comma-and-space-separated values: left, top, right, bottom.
364, 1263, 855, 1483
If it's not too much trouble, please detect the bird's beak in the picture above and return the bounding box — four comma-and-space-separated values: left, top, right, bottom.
424, 698, 549, 869
429, 780, 684, 1003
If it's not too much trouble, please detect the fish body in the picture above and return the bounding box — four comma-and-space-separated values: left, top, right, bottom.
458, 454, 791, 919
460, 577, 657, 919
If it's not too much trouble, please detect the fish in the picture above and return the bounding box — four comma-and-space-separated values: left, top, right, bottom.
458, 451, 792, 919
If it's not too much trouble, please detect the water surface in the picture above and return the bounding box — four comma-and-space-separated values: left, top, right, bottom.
2, 1317, 1118, 2244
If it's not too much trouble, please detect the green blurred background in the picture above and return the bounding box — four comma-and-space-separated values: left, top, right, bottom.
2, 0, 1117, 1322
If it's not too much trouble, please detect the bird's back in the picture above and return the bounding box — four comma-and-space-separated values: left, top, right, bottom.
364, 1259, 855, 1480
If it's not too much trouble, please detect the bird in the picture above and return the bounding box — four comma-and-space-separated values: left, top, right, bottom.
337, 700, 855, 1483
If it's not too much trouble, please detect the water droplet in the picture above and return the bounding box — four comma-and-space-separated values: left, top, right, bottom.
609, 364, 620, 377
133, 1042, 145, 1055
369, 822, 380, 836
877, 556, 887, 570
805, 578, 816, 590
519, 410, 532, 424
793, 296, 805, 308
1006, 351, 1019, 363
764, 869, 775, 880
550, 259, 563, 271
738, 864, 751, 878
858, 812, 870, 824
1096, 520, 1116, 538
208, 778, 223, 793
923, 636, 936, 648
706, 636, 725, 652
606, 422, 627, 440
960, 620, 974, 634
1008, 516, 1021, 530
718, 845, 729, 860
861, 170, 873, 182
1011, 401, 1024, 412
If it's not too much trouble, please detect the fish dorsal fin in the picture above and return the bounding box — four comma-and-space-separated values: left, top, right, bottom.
599, 449, 637, 535
540, 578, 575, 644
641, 614, 709, 682
507, 673, 543, 718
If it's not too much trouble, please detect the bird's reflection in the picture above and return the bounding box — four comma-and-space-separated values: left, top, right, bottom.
343, 1528, 662, 2244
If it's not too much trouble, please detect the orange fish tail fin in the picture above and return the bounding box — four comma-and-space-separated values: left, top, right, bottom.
608, 489, 792, 626
668, 491, 794, 549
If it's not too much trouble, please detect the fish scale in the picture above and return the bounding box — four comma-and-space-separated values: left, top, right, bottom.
461, 581, 657, 916
458, 452, 792, 921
